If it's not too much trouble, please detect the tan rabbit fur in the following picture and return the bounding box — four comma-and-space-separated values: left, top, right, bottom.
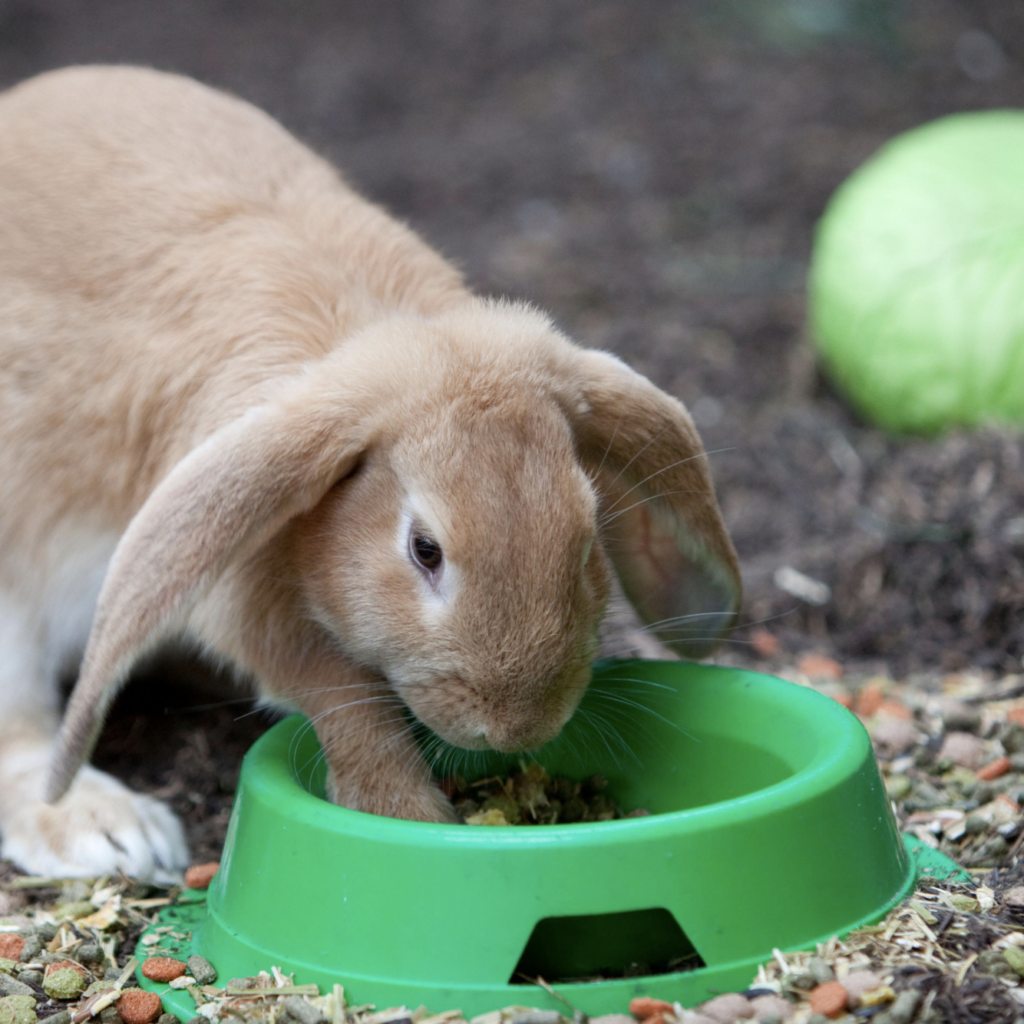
0, 65, 741, 881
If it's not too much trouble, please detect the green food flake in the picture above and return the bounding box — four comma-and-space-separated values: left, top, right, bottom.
43, 968, 86, 1001
0, 995, 37, 1024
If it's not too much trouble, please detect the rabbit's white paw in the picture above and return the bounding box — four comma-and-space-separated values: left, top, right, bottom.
0, 765, 189, 883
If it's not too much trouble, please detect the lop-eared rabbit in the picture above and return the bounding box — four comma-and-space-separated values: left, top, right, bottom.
0, 66, 741, 881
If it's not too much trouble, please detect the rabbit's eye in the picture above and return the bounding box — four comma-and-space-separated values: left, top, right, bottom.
410, 533, 443, 573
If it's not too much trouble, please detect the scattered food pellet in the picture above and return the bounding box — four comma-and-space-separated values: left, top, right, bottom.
1003, 946, 1024, 978
141, 958, 187, 983
854, 680, 884, 716
76, 943, 102, 966
0, 940, 23, 965
806, 957, 835, 985
839, 969, 882, 1007
698, 992, 755, 1021
627, 997, 673, 1020
747, 994, 792, 1021
42, 962, 87, 1001
184, 862, 220, 890
876, 699, 912, 719
796, 653, 842, 680
186, 955, 217, 986
17, 938, 40, 966
116, 990, 164, 1024
0, 994, 37, 1024
976, 755, 1012, 781
749, 628, 780, 658
996, 791, 1020, 812
80, 980, 111, 1001
937, 731, 987, 769
0, 977, 32, 1000
869, 718, 921, 757
1003, 885, 1024, 908
808, 980, 847, 1018
281, 995, 328, 1024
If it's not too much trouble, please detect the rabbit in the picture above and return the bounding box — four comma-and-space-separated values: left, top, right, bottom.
0, 65, 741, 882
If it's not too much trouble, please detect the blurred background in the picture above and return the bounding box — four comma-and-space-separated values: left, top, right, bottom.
4, 2, 1024, 849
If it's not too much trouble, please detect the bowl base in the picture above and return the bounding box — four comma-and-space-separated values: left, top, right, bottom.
140, 835, 967, 1023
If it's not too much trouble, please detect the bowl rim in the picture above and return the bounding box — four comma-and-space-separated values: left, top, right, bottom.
244, 662, 870, 848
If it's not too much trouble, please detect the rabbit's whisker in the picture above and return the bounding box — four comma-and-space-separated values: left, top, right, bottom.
599, 489, 700, 528
600, 447, 735, 517
634, 606, 796, 636
572, 704, 636, 770
593, 412, 626, 479
606, 425, 670, 490
636, 609, 741, 631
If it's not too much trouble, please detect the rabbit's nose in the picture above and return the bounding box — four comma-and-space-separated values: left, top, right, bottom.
484, 717, 563, 754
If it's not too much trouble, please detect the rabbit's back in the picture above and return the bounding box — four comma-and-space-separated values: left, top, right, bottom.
0, 66, 465, 548
0, 65, 463, 325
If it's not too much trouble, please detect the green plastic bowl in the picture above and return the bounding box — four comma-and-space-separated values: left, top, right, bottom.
141, 661, 960, 1018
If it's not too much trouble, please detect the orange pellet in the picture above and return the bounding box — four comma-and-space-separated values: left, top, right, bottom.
977, 756, 1012, 781
117, 990, 163, 1024
832, 690, 854, 709
877, 699, 912, 720
997, 792, 1021, 813
855, 681, 884, 717
0, 934, 24, 961
798, 653, 843, 680
1007, 707, 1024, 728
750, 628, 780, 658
141, 957, 187, 982
184, 861, 220, 890
628, 998, 674, 1020
809, 981, 849, 1019
46, 960, 87, 978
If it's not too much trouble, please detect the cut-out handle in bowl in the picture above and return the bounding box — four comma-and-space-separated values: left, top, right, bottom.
511, 907, 705, 983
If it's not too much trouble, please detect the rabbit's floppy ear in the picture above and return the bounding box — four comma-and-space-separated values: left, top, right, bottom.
559, 349, 741, 657
46, 367, 371, 803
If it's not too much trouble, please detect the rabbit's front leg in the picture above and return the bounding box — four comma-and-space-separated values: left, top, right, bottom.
0, 587, 189, 881
279, 660, 457, 824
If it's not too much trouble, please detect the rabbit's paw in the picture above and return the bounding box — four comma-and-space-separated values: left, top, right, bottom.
0, 765, 189, 883
392, 781, 460, 824
327, 770, 458, 824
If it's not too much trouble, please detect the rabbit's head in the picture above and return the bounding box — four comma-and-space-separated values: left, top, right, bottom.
48, 300, 740, 796
293, 314, 611, 753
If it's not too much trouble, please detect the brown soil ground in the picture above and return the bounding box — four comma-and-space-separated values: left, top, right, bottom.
2, 1, 1023, 863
